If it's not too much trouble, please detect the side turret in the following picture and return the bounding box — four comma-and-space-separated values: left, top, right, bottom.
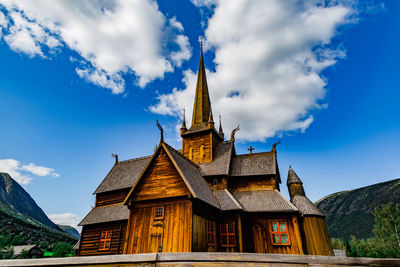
287, 166, 305, 198
287, 166, 333, 256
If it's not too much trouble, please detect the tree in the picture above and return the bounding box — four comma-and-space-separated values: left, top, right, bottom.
0, 246, 13, 259
373, 203, 400, 257
52, 242, 73, 257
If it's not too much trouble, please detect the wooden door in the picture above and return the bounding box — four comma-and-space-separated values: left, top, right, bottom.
149, 221, 164, 252
252, 224, 267, 253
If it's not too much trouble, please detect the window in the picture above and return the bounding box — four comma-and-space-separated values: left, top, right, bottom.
270, 221, 290, 245
200, 145, 205, 159
189, 148, 194, 160
99, 230, 112, 250
207, 221, 215, 246
220, 221, 236, 247
155, 206, 164, 220
212, 178, 218, 186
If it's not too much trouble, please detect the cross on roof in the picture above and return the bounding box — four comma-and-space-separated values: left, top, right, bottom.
248, 146, 255, 155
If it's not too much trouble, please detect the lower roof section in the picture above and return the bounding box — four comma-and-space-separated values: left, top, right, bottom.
78, 204, 129, 226
290, 195, 325, 217
232, 190, 298, 212
79, 190, 298, 226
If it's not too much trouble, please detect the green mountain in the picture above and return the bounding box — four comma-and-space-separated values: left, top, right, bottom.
0, 173, 78, 249
316, 178, 400, 240
58, 225, 80, 239
0, 172, 60, 231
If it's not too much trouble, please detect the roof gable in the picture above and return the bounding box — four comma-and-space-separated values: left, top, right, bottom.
123, 142, 219, 209
131, 147, 190, 201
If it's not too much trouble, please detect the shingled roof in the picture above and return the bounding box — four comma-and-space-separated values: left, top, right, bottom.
232, 190, 298, 212
291, 195, 325, 217
94, 156, 150, 194
230, 152, 276, 177
78, 204, 129, 226
213, 189, 243, 211
199, 142, 232, 176
287, 166, 303, 185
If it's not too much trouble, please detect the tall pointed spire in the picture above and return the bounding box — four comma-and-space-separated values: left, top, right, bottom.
180, 108, 187, 135
219, 114, 224, 139
192, 40, 212, 127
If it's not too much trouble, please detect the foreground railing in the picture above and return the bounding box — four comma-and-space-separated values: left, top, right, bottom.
1, 252, 399, 266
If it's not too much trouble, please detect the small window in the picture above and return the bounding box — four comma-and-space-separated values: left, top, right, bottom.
220, 221, 236, 247
99, 230, 112, 250
212, 178, 218, 186
189, 148, 194, 160
200, 145, 205, 159
155, 206, 164, 220
207, 221, 215, 246
270, 221, 290, 245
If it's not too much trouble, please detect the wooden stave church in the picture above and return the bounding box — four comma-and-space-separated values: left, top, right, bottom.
77, 47, 333, 256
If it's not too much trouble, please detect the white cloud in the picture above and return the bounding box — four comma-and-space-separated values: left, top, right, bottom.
48, 213, 81, 231
151, 0, 354, 141
0, 159, 32, 185
0, 158, 59, 185
0, 0, 191, 93
21, 163, 60, 177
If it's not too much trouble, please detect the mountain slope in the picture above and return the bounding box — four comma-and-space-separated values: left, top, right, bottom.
0, 172, 60, 231
58, 225, 80, 239
316, 178, 400, 239
0, 172, 78, 249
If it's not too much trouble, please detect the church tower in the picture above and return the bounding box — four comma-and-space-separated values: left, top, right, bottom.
181, 45, 224, 164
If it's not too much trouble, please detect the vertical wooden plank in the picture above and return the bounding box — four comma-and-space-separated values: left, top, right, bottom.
291, 215, 304, 255
237, 215, 243, 252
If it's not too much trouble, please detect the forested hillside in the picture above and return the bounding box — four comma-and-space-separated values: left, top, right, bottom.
316, 178, 400, 239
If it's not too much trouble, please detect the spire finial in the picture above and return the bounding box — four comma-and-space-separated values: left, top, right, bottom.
230, 125, 240, 143
156, 120, 163, 142
219, 114, 224, 138
182, 108, 187, 127
111, 153, 118, 165
180, 108, 187, 135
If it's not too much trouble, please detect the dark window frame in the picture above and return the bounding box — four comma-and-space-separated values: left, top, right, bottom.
155, 206, 164, 220
207, 221, 215, 246
220, 221, 236, 247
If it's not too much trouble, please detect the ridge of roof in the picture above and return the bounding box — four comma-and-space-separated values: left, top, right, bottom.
118, 155, 152, 164
224, 189, 243, 210
234, 151, 274, 158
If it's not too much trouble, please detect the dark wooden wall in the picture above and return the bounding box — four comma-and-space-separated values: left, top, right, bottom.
229, 176, 278, 192
241, 213, 303, 255
124, 199, 192, 254
301, 216, 334, 256
192, 214, 217, 252
79, 220, 127, 256
95, 189, 129, 207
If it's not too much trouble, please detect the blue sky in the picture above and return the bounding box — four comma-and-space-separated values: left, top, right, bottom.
0, 0, 399, 229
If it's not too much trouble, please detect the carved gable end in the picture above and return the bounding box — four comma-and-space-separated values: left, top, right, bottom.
131, 147, 190, 202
